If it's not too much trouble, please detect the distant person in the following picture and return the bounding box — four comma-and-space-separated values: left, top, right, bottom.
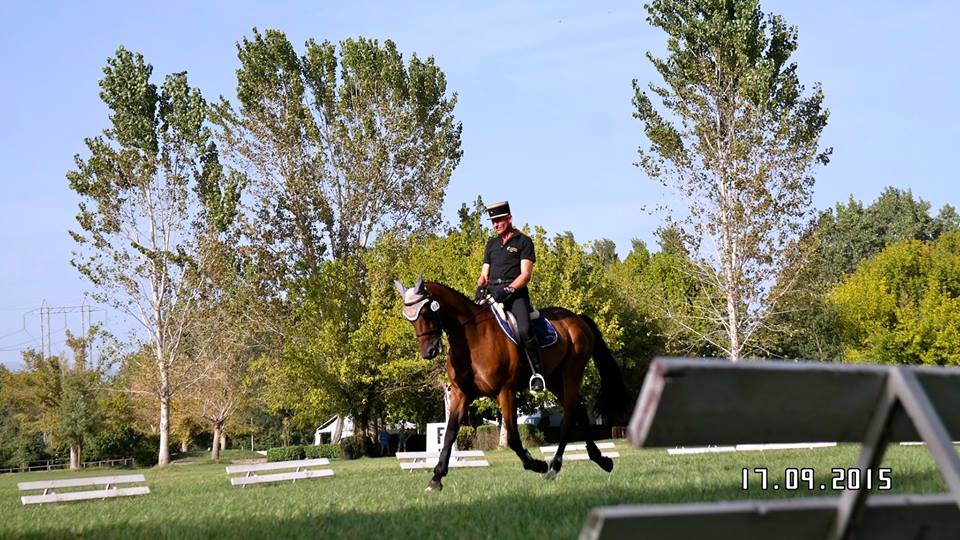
398, 428, 409, 452
378, 430, 391, 456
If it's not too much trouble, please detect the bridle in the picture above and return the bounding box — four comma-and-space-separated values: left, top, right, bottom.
398, 280, 494, 338
405, 293, 444, 338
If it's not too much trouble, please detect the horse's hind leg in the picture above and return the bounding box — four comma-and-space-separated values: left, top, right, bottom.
427, 387, 469, 492
577, 404, 613, 473
498, 387, 548, 474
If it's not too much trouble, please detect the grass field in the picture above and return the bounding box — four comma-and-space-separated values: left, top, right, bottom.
0, 443, 950, 539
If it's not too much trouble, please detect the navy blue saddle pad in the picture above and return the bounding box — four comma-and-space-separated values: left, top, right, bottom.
491, 306, 559, 348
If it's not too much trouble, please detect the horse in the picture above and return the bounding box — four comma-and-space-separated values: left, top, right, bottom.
393, 276, 630, 491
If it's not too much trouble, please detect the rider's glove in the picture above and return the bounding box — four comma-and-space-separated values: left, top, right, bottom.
492, 286, 515, 303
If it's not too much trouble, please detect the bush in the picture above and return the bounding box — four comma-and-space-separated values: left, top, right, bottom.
473, 424, 544, 451
340, 436, 364, 460
133, 434, 176, 467
474, 425, 500, 451
83, 424, 143, 462
518, 424, 544, 446
456, 426, 475, 450
267, 445, 305, 462
304, 443, 342, 459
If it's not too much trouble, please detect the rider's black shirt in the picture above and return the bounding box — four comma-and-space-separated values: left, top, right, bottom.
483, 230, 536, 284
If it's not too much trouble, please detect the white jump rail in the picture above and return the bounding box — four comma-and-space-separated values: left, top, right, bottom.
395, 450, 489, 470
225, 458, 334, 487
18, 474, 149, 505
539, 442, 620, 461
667, 442, 837, 455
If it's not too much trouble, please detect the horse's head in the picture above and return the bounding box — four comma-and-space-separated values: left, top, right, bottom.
394, 275, 444, 359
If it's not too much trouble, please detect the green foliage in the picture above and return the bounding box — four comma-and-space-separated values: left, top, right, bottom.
83, 423, 145, 462
304, 444, 342, 460
771, 187, 960, 360
517, 424, 544, 447
267, 445, 305, 462
456, 426, 475, 450
211, 29, 462, 275
830, 232, 960, 365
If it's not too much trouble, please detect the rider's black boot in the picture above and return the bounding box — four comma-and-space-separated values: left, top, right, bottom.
523, 337, 545, 392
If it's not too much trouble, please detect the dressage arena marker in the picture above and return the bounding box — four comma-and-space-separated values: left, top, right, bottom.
396, 450, 489, 470
540, 442, 620, 461
225, 458, 334, 487
18, 474, 150, 505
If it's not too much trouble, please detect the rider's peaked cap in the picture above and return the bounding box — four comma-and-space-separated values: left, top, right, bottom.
486, 201, 511, 220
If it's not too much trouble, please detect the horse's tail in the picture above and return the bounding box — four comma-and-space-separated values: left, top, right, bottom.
580, 314, 631, 425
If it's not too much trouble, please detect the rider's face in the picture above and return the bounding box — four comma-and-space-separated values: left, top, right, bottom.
492, 215, 512, 235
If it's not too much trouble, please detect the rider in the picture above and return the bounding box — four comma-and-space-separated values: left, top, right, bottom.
477, 201, 545, 392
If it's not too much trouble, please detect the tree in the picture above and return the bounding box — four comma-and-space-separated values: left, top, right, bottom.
817, 187, 960, 286
14, 329, 103, 470
211, 29, 462, 282
633, 0, 830, 359
769, 187, 960, 360
218, 30, 462, 448
68, 47, 219, 464
829, 233, 960, 365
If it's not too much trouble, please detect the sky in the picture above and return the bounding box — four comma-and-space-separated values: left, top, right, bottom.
1, 1, 958, 368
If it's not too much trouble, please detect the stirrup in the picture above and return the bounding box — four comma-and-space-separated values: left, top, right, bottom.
529, 373, 546, 392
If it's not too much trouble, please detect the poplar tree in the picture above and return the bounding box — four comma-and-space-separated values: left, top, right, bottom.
633, 0, 830, 359
67, 48, 228, 464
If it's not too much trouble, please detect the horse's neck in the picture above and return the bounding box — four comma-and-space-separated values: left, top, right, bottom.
427, 284, 480, 324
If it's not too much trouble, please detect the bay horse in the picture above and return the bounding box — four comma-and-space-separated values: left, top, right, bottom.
394, 276, 629, 491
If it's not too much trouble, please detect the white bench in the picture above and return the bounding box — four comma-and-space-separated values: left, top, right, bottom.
540, 442, 620, 461
396, 450, 489, 470
581, 357, 960, 539
18, 474, 150, 505
225, 458, 334, 487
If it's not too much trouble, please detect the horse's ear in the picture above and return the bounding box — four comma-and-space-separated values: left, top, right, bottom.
414, 274, 424, 292
393, 280, 407, 296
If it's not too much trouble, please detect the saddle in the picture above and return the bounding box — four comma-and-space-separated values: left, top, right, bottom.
489, 301, 558, 348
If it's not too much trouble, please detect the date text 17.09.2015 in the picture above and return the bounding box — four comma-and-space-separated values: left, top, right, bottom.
742, 467, 892, 491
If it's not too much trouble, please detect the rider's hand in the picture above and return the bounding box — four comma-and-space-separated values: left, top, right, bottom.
492, 286, 515, 302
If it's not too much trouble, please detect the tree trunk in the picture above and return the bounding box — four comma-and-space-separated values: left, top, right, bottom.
211, 423, 222, 461
499, 422, 509, 448
180, 439, 189, 453
70, 443, 81, 470
220, 432, 226, 451
158, 392, 171, 465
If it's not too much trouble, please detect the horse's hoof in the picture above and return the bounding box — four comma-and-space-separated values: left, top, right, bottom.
597, 456, 614, 473
545, 468, 559, 481
425, 480, 443, 492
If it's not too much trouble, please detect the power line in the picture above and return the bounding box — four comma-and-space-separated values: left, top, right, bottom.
24, 301, 106, 362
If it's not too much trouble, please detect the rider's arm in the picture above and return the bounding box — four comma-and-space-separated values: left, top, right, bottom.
509, 259, 533, 290
478, 263, 490, 287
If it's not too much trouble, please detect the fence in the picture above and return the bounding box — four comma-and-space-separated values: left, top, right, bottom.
0, 457, 134, 474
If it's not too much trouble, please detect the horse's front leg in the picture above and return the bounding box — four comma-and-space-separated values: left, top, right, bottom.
427, 386, 469, 492
498, 387, 548, 474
